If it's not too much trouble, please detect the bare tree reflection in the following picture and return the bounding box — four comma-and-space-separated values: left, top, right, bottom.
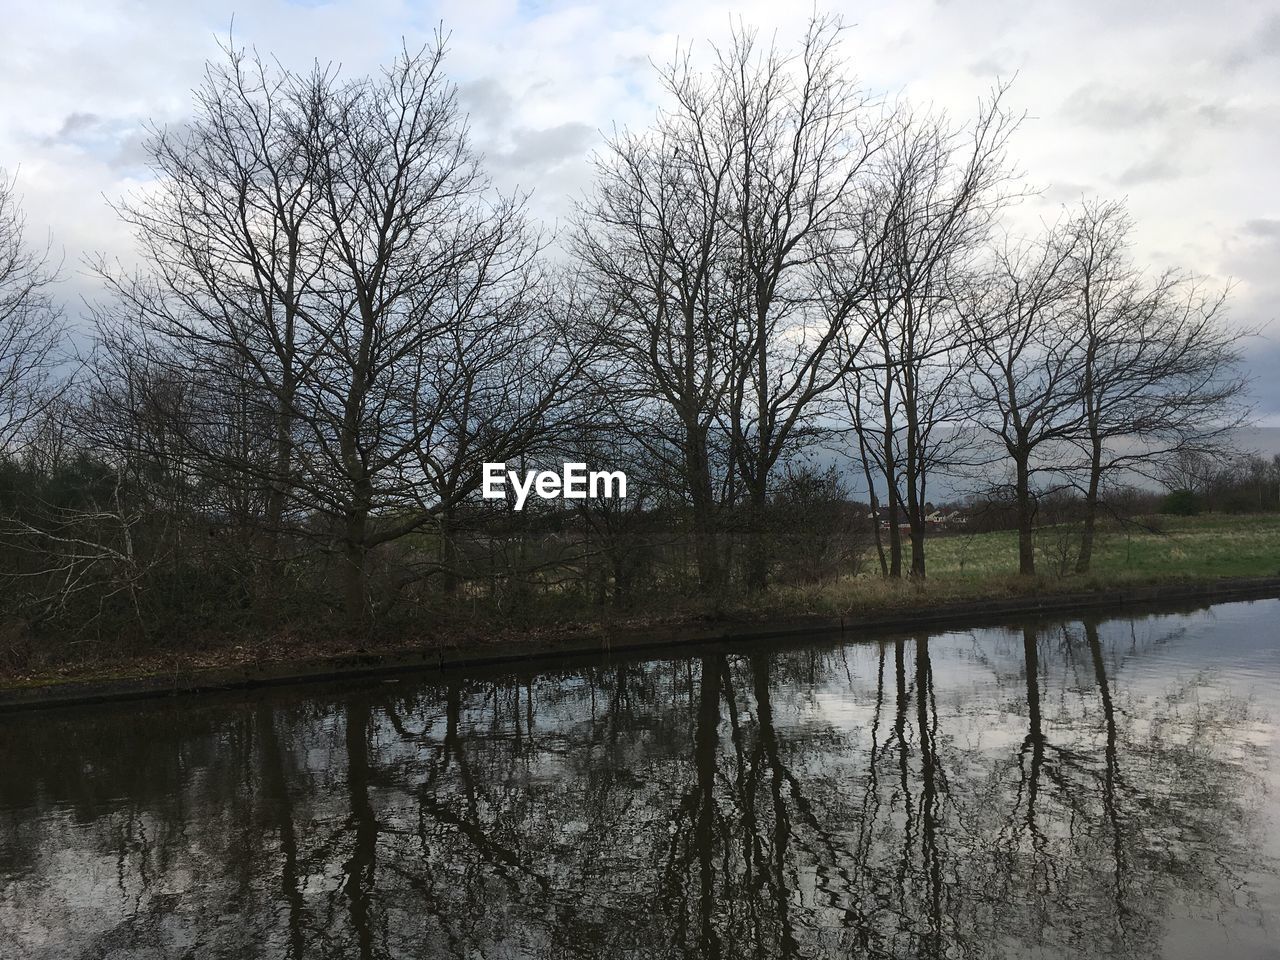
1, 607, 1275, 958
257, 703, 307, 958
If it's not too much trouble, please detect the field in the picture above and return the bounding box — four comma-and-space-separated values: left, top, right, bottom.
927, 513, 1280, 581
763, 513, 1280, 617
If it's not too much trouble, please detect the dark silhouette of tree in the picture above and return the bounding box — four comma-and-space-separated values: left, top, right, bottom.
0, 169, 64, 452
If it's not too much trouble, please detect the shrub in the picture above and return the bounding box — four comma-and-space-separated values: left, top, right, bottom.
1160, 489, 1201, 516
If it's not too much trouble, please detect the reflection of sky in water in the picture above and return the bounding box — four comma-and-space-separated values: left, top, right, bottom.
1, 598, 1279, 959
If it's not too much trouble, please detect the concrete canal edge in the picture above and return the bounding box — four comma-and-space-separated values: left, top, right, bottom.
3, 575, 1279, 713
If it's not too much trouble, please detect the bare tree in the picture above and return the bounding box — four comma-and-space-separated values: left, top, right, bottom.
834, 92, 1019, 578
94, 38, 591, 628
1063, 199, 1248, 571
1155, 449, 1237, 499
101, 41, 331, 559
717, 16, 888, 592
966, 223, 1083, 576
293, 41, 588, 624
578, 15, 890, 593
573, 45, 739, 594
0, 170, 65, 452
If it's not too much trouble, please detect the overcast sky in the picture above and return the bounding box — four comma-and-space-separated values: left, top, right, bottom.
3, 0, 1278, 421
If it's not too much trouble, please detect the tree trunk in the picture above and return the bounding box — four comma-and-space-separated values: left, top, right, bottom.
1085, 618, 1126, 900
687, 435, 721, 595
340, 359, 371, 627
439, 505, 458, 598
902, 424, 926, 578
915, 634, 943, 952
890, 496, 901, 578
1075, 435, 1103, 574
1015, 453, 1036, 576
856, 424, 888, 577
1022, 627, 1044, 828
257, 705, 306, 955
908, 516, 926, 579
343, 506, 368, 628
750, 654, 799, 955
694, 655, 722, 959
265, 351, 296, 562
882, 389, 902, 578
692, 505, 720, 596
344, 697, 376, 960
744, 485, 769, 594
902, 358, 926, 579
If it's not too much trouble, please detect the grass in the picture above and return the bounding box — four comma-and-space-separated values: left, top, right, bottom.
759, 513, 1280, 618
931, 513, 1280, 581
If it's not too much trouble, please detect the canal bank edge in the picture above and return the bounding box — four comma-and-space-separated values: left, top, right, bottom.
3, 574, 1280, 713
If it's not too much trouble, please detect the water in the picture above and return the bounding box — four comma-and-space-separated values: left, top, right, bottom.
3, 598, 1280, 959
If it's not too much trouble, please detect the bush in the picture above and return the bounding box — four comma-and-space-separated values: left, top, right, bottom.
1160, 489, 1201, 516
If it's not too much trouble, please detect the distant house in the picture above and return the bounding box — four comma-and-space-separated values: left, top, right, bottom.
864, 507, 967, 531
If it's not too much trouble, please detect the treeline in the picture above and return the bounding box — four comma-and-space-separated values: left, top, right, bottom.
0, 18, 1251, 658
960, 450, 1280, 537
1153, 450, 1280, 514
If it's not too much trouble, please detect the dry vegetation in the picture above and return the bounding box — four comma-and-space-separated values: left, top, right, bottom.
4, 512, 1276, 692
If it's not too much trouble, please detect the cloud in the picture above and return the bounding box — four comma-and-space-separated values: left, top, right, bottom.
967, 53, 1015, 78
52, 112, 101, 139
1221, 13, 1280, 70
39, 110, 148, 172
41, 112, 113, 148
491, 122, 595, 170
1244, 218, 1280, 238
1242, 341, 1280, 427
109, 134, 151, 173
1061, 84, 1177, 130
1042, 181, 1098, 204
1115, 154, 1182, 186
458, 77, 516, 126
1, 0, 1279, 418
1194, 102, 1236, 127
1061, 84, 1237, 133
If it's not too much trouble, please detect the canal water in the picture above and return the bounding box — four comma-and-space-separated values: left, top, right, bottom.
3, 598, 1280, 959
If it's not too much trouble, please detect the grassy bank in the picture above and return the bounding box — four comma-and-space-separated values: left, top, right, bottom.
762, 513, 1280, 616
4, 513, 1278, 695
930, 513, 1280, 581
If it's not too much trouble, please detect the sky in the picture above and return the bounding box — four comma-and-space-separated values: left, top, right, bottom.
2, 0, 1278, 422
